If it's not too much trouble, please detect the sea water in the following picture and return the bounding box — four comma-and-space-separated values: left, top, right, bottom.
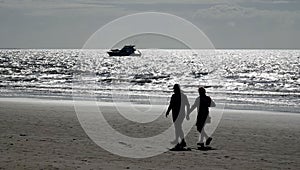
0, 49, 299, 113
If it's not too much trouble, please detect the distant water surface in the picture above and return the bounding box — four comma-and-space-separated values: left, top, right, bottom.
0, 49, 299, 113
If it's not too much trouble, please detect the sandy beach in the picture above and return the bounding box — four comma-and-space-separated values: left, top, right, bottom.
0, 98, 299, 170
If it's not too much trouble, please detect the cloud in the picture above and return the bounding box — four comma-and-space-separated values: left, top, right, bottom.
248, 0, 296, 4
0, 0, 262, 9
0, 0, 113, 9
81, 0, 233, 5
0, 0, 299, 48
194, 3, 300, 25
0, 0, 119, 17
191, 3, 300, 49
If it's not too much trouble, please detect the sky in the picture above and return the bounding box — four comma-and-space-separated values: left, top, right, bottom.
0, 0, 299, 49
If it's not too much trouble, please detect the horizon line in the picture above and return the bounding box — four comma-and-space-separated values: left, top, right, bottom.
1, 48, 300, 50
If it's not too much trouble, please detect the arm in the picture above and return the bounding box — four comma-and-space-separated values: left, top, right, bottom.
188, 103, 197, 115
186, 100, 190, 115
208, 96, 216, 107
186, 97, 198, 119
166, 95, 173, 117
210, 99, 216, 107
166, 104, 172, 117
184, 95, 190, 120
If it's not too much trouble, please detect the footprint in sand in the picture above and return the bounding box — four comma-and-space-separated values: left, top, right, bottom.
118, 141, 132, 148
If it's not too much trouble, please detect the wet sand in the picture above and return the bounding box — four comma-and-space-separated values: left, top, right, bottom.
0, 98, 299, 170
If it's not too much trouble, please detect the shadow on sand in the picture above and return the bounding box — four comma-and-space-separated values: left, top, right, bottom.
169, 146, 217, 152
197, 146, 216, 151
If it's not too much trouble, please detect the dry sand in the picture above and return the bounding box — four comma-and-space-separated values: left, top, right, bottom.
0, 98, 299, 170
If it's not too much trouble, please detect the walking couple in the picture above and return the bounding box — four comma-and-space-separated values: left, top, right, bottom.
166, 84, 216, 150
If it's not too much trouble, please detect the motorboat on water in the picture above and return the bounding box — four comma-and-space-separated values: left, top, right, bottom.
107, 45, 141, 56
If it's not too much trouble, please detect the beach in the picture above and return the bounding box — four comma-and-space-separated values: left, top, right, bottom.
0, 98, 299, 170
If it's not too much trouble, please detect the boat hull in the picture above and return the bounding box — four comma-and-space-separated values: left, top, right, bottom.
107, 50, 141, 57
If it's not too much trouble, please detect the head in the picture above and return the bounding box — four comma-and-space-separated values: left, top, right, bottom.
198, 87, 206, 96
173, 84, 181, 94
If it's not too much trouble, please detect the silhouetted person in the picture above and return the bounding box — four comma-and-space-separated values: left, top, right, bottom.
166, 84, 190, 149
187, 87, 215, 147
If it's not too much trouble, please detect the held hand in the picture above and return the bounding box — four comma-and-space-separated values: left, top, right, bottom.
166, 112, 169, 118
210, 100, 216, 107
187, 108, 191, 115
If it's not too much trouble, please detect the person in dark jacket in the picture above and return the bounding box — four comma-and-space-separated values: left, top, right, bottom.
187, 87, 215, 147
166, 84, 190, 148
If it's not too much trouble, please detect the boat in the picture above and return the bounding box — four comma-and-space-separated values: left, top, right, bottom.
107, 45, 141, 56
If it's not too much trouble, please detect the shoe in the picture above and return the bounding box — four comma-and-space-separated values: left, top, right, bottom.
180, 140, 187, 148
197, 142, 205, 148
206, 137, 212, 146
174, 143, 183, 150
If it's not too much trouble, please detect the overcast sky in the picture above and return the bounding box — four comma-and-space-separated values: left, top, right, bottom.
0, 0, 299, 49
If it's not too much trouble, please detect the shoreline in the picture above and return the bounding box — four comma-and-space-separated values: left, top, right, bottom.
0, 96, 299, 114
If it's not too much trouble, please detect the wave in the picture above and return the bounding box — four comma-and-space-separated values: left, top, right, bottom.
0, 49, 299, 113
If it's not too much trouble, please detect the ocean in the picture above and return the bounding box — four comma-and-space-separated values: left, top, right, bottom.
0, 49, 299, 113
